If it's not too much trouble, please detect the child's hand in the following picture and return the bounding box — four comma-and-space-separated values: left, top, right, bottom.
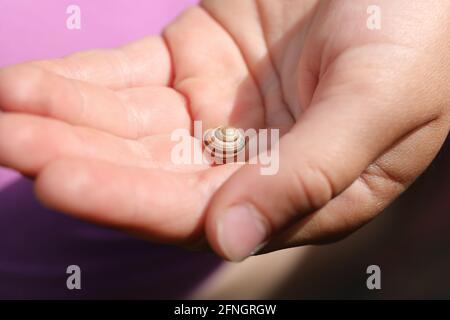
0, 0, 448, 261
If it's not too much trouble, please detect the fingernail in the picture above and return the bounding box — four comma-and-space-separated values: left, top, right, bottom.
217, 204, 268, 262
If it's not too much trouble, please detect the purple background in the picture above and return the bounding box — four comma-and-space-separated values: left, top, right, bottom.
0, 0, 222, 299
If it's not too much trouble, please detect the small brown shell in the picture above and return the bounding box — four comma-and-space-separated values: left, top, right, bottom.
203, 126, 245, 164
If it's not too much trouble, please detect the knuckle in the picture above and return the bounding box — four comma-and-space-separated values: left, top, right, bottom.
288, 161, 337, 213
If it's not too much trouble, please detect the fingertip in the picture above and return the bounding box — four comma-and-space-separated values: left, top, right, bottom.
204, 166, 272, 262
0, 65, 47, 111
214, 203, 270, 262
0, 114, 52, 175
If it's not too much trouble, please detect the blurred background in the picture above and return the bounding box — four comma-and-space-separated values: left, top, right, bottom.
0, 0, 449, 299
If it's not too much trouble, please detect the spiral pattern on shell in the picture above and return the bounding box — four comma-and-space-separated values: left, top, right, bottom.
203, 126, 245, 164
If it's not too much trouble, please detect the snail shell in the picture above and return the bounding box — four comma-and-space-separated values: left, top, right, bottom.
203, 126, 245, 164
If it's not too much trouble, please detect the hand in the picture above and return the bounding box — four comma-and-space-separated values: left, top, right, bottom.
0, 0, 449, 261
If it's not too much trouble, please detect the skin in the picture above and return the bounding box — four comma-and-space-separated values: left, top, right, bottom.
0, 0, 448, 261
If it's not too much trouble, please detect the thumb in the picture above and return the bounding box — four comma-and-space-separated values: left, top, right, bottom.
204, 55, 434, 261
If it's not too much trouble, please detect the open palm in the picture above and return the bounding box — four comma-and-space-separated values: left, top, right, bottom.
0, 0, 448, 260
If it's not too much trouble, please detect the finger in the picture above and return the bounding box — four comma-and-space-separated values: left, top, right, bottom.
0, 66, 190, 138
202, 0, 298, 130
259, 117, 449, 252
0, 113, 201, 176
164, 7, 265, 130
35, 158, 240, 244
28, 36, 172, 89
205, 46, 442, 261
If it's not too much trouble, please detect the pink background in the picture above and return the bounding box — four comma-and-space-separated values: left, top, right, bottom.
0, 0, 197, 189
